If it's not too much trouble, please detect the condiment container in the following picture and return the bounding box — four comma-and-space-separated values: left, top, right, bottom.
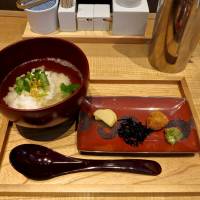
58, 0, 76, 32
77, 4, 94, 31
112, 0, 149, 35
93, 4, 110, 31
25, 0, 59, 34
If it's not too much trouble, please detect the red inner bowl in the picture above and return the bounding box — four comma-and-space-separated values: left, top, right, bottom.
0, 58, 82, 109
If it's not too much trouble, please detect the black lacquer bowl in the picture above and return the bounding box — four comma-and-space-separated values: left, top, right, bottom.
0, 38, 89, 140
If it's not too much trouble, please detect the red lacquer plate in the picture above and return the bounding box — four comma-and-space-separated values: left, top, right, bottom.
77, 96, 200, 155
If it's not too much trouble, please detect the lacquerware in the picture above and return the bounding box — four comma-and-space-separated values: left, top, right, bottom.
77, 96, 200, 154
0, 38, 89, 134
9, 144, 162, 180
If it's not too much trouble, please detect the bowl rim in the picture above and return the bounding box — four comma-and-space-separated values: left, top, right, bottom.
25, 0, 59, 13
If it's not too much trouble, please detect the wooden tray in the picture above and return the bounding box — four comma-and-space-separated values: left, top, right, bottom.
1, 77, 200, 196
22, 14, 155, 43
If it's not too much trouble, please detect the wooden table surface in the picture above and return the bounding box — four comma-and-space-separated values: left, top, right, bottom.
1, 10, 200, 200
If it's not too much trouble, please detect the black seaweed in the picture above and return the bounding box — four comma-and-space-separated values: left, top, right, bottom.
118, 117, 152, 147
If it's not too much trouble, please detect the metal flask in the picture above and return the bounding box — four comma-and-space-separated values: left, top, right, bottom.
148, 0, 200, 73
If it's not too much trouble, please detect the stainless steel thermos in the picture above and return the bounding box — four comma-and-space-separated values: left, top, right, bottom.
149, 0, 200, 73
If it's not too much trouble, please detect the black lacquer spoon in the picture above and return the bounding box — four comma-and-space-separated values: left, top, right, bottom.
9, 144, 162, 180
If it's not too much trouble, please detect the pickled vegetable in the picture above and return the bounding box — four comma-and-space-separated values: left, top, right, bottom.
165, 127, 183, 145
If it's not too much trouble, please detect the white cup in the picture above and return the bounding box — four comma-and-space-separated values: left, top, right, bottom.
115, 0, 142, 8
25, 0, 59, 34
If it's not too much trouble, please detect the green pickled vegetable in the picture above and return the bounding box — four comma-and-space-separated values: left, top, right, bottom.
60, 83, 80, 96
14, 67, 49, 97
165, 127, 183, 145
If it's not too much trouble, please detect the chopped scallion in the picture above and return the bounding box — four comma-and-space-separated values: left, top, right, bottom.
14, 67, 49, 97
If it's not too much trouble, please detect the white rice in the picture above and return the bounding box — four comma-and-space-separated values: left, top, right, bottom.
3, 70, 71, 109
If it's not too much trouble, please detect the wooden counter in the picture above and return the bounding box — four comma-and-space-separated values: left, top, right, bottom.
1, 10, 200, 200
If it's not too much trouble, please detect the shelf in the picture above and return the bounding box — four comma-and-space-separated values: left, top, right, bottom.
22, 13, 155, 43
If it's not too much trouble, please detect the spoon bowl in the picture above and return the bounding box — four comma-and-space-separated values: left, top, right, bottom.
10, 144, 162, 180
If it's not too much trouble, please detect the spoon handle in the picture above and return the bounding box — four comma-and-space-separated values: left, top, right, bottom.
82, 159, 161, 176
